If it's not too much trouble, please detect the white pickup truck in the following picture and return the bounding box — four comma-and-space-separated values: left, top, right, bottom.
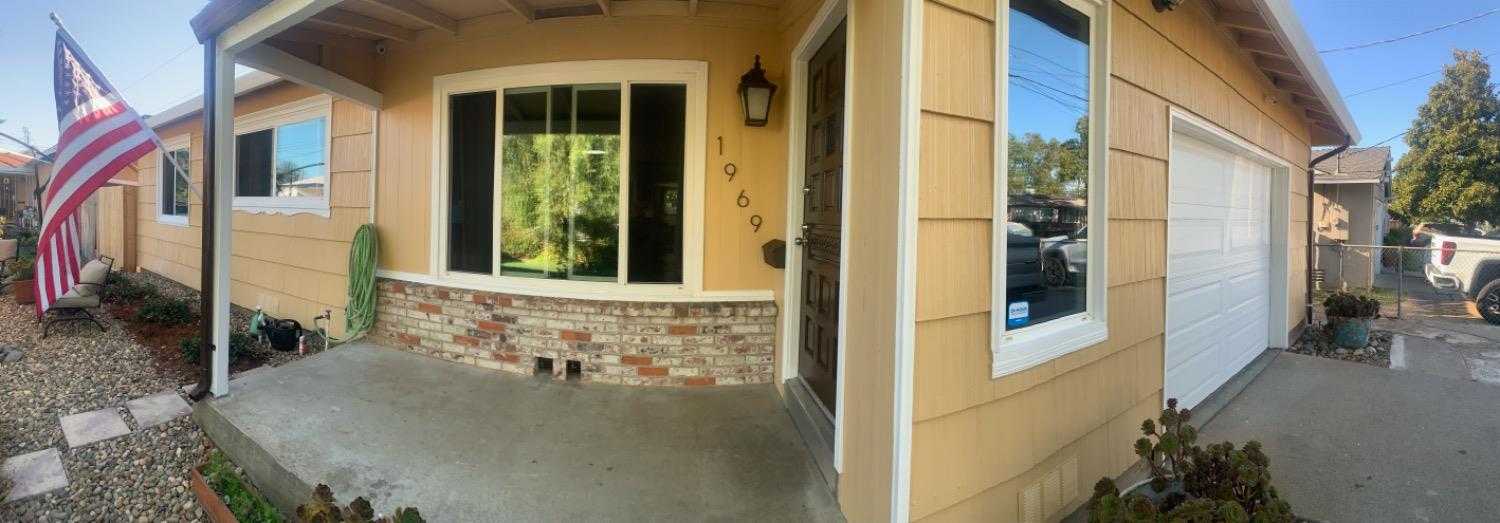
1425, 233, 1500, 324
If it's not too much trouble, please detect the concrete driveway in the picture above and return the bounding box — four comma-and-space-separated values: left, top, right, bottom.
1378, 317, 1500, 385
1198, 352, 1500, 522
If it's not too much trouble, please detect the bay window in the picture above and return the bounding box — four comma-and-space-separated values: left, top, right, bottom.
992, 0, 1110, 377
436, 61, 705, 295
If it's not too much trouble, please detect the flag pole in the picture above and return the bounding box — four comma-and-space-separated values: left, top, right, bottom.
49, 13, 202, 201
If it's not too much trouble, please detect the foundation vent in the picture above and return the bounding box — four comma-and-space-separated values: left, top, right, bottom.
1019, 456, 1080, 522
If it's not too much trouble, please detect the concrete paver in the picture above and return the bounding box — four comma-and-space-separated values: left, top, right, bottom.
59, 408, 130, 448
126, 390, 192, 428
1, 448, 68, 502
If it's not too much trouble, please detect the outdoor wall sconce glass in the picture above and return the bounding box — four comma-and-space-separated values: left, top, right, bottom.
738, 55, 778, 127
1153, 0, 1185, 11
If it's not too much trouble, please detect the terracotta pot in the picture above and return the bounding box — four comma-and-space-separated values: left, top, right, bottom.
13, 279, 33, 305
192, 465, 239, 523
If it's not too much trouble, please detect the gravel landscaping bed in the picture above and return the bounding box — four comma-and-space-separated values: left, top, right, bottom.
0, 293, 208, 522
1288, 326, 1394, 368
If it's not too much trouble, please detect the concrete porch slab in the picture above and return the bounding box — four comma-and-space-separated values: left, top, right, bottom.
1, 448, 68, 502
59, 408, 130, 448
195, 342, 843, 523
126, 390, 192, 428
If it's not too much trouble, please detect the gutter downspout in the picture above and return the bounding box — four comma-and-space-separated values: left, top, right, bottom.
188, 38, 218, 402
1307, 136, 1351, 326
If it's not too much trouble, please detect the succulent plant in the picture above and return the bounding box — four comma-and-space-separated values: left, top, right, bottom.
1088, 399, 1295, 523
297, 484, 426, 523
1323, 291, 1380, 318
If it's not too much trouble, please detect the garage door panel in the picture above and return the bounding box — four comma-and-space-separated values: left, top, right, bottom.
1166, 132, 1273, 410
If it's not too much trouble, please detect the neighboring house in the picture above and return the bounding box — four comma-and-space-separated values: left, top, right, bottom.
117, 0, 1358, 520
0, 150, 42, 222
1312, 146, 1392, 289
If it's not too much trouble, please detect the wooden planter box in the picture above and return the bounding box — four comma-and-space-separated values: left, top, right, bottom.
191, 465, 239, 523
13, 279, 33, 305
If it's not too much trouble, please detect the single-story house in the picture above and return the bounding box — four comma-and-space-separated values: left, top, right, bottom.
104, 0, 1359, 519
0, 150, 42, 222
1311, 146, 1392, 289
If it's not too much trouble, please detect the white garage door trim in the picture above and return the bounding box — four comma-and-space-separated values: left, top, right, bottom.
1165, 109, 1293, 409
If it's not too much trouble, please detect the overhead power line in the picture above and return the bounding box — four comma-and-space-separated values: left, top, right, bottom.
1347, 50, 1499, 98
1319, 7, 1500, 54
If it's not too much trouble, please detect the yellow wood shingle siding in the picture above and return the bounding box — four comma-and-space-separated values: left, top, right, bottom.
131, 83, 372, 338
910, 0, 1315, 520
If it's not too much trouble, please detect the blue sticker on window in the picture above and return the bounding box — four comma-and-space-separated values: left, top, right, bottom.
1006, 301, 1030, 328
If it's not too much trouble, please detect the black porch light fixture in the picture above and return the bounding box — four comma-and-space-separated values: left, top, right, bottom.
738, 55, 778, 127
1153, 0, 1185, 11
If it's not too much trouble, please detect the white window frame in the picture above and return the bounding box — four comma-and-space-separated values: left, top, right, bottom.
431, 60, 708, 300
231, 94, 333, 217
991, 0, 1111, 378
157, 134, 192, 227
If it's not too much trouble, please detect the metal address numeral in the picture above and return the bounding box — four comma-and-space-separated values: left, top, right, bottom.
737, 190, 750, 208
724, 163, 737, 182
750, 215, 762, 232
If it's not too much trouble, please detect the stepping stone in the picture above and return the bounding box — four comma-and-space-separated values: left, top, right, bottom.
126, 391, 193, 428
59, 408, 130, 448
1, 448, 68, 502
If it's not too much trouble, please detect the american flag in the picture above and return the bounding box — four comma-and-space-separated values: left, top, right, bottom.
40, 30, 159, 315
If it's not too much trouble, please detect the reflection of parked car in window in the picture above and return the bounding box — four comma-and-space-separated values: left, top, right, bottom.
1006, 222, 1047, 305
1041, 226, 1087, 287
1424, 233, 1500, 325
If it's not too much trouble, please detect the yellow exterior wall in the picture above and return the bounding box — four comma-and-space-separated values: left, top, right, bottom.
909, 0, 1316, 520
131, 82, 373, 337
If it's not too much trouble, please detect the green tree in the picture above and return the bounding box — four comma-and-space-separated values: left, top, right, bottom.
1392, 50, 1500, 228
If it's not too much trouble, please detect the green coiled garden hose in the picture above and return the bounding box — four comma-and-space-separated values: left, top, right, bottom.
320, 223, 379, 345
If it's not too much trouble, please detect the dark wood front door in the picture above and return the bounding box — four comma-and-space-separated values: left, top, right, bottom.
797, 20, 846, 416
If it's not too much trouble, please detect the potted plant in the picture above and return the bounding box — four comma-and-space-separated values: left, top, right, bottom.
1323, 292, 1380, 348
191, 451, 283, 523
10, 255, 35, 305
1088, 399, 1296, 522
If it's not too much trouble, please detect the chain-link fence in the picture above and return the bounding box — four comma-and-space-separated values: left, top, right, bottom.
1313, 242, 1500, 324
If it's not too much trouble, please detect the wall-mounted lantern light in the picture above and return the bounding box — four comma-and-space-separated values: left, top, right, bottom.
738, 55, 778, 127
1153, 0, 1185, 11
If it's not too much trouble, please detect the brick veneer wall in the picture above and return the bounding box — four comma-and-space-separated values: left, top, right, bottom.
373, 278, 779, 386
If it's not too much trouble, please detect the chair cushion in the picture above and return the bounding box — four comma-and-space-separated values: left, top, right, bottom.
74, 260, 110, 296
53, 289, 101, 309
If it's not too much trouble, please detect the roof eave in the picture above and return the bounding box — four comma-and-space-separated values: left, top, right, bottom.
1253, 0, 1361, 144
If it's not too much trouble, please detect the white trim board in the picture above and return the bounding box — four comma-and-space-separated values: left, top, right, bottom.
892, 0, 923, 518
780, 0, 850, 474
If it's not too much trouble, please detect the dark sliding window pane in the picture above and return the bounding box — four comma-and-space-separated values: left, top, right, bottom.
628, 84, 686, 284
235, 130, 273, 197
449, 91, 497, 274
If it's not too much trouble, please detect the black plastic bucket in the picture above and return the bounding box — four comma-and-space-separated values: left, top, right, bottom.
267, 319, 302, 352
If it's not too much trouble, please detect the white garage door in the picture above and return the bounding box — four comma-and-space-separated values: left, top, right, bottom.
1166, 133, 1273, 409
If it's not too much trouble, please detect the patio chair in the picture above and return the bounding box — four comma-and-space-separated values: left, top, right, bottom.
0, 238, 16, 290
42, 255, 114, 338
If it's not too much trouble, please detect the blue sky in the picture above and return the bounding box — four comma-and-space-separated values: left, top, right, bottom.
0, 0, 1496, 163
1292, 0, 1500, 160
0, 0, 210, 152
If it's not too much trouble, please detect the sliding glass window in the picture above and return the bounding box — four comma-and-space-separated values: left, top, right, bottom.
445, 80, 689, 286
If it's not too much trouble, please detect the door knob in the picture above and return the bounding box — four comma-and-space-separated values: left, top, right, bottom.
802, 185, 813, 194
794, 237, 807, 246
801, 223, 811, 232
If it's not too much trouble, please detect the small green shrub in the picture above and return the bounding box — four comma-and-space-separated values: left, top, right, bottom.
297, 484, 426, 523
201, 451, 284, 523
180, 333, 251, 363
137, 297, 197, 324
1324, 291, 1380, 318
8, 256, 34, 281
104, 278, 159, 304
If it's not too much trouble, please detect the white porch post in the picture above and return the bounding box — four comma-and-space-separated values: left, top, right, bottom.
210, 46, 235, 397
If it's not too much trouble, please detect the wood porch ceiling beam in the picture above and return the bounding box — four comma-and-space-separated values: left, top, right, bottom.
1254, 55, 1304, 79
359, 0, 459, 35
498, 0, 537, 22
237, 42, 384, 109
309, 8, 417, 42
270, 27, 378, 52
596, 0, 612, 16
